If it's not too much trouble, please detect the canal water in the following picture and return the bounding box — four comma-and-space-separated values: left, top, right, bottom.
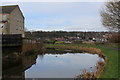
2, 47, 104, 78
25, 53, 102, 78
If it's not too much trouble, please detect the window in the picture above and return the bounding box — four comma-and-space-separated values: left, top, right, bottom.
16, 26, 18, 30
2, 15, 7, 21
0, 23, 4, 28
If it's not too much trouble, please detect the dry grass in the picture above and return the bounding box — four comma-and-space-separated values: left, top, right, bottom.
76, 60, 106, 79
47, 45, 103, 55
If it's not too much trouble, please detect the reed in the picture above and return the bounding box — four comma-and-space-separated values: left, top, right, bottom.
76, 59, 106, 79
46, 45, 103, 55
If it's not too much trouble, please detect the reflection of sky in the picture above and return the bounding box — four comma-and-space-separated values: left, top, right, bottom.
25, 53, 101, 78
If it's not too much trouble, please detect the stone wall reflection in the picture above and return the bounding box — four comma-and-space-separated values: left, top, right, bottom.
2, 46, 39, 79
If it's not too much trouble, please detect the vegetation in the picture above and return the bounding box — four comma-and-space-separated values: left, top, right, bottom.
25, 31, 80, 38
25, 31, 109, 39
100, 0, 120, 32
45, 43, 119, 78
76, 61, 105, 78
108, 33, 120, 43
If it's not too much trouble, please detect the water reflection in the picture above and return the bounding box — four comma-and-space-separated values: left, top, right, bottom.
2, 47, 103, 79
25, 53, 102, 78
2, 47, 38, 79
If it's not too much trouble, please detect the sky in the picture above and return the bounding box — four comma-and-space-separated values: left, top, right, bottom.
1, 1, 109, 31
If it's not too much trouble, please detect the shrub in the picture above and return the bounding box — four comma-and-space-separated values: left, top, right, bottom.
108, 33, 120, 43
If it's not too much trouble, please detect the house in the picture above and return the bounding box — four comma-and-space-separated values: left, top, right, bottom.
0, 5, 25, 37
77, 32, 109, 42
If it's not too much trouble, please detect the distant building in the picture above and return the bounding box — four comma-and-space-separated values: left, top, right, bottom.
77, 32, 109, 42
0, 5, 25, 37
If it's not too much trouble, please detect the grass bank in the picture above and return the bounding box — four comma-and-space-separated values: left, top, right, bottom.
45, 43, 118, 78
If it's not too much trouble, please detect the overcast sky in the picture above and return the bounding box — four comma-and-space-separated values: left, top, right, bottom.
1, 1, 109, 31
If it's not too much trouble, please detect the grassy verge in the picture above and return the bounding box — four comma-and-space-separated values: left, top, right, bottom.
45, 43, 118, 78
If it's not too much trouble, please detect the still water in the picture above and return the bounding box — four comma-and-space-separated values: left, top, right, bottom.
25, 53, 102, 78
2, 47, 103, 78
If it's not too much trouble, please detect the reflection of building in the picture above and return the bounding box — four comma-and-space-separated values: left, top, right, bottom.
2, 66, 25, 79
2, 47, 38, 79
0, 5, 25, 37
22, 53, 37, 70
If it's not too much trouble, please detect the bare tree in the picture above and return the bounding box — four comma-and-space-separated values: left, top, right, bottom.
100, 0, 120, 32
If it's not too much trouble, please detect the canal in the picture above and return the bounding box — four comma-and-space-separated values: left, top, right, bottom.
2, 47, 104, 79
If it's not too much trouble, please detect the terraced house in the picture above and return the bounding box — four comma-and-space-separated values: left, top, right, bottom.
0, 5, 25, 37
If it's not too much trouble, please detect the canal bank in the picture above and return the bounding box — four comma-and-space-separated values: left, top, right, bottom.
45, 43, 118, 78
2, 46, 105, 79
2, 43, 118, 79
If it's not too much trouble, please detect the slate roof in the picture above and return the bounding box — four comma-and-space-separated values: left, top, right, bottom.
0, 5, 18, 14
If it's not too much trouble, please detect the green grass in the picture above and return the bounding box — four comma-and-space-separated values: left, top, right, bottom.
45, 43, 119, 78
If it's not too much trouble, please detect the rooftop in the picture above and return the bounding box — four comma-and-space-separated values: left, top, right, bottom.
0, 5, 18, 14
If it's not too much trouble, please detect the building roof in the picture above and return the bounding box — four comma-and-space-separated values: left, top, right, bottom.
1, 5, 18, 14
0, 5, 24, 18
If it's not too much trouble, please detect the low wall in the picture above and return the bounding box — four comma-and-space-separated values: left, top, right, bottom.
1, 34, 22, 47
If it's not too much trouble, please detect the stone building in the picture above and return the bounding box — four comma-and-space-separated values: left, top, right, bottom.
0, 5, 25, 37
